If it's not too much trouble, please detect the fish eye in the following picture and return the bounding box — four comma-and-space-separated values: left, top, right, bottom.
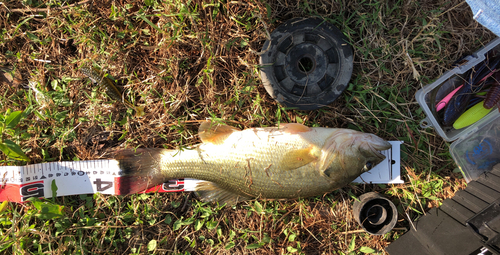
363, 161, 373, 171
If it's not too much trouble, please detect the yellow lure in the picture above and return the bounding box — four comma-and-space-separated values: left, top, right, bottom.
453, 101, 492, 129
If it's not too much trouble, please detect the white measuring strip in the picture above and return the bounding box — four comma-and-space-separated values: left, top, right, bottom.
0, 141, 402, 203
0, 160, 199, 202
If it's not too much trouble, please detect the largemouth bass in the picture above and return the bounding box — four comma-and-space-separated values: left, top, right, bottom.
115, 121, 392, 204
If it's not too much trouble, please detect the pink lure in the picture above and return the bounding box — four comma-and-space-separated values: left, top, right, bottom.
436, 84, 463, 112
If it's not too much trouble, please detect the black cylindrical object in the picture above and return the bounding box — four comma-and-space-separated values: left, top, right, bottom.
259, 18, 353, 110
353, 192, 398, 235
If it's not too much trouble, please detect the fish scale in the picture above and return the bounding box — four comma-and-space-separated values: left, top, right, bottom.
116, 121, 392, 204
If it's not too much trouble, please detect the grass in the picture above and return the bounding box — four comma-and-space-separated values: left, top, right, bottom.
0, 0, 495, 254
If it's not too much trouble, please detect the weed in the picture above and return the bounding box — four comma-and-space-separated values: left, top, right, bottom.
0, 0, 495, 253
0, 110, 29, 162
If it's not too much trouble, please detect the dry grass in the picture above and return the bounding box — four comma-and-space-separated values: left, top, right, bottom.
0, 0, 496, 254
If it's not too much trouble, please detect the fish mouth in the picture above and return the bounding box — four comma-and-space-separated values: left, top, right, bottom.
363, 143, 386, 162
371, 148, 385, 159
361, 134, 391, 161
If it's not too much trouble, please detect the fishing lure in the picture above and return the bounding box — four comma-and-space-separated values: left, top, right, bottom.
80, 65, 145, 117
453, 100, 493, 129
483, 72, 500, 111
436, 84, 463, 112
442, 54, 500, 126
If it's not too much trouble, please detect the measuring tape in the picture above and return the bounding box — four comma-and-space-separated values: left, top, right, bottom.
0, 159, 201, 203
0, 141, 402, 203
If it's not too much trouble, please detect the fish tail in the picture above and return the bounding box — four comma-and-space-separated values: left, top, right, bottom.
114, 148, 168, 195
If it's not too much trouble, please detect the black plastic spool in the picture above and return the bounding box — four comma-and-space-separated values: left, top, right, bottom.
259, 18, 353, 110
353, 192, 398, 235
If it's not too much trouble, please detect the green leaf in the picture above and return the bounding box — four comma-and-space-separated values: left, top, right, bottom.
0, 217, 12, 226
109, 4, 116, 19
165, 214, 172, 225
287, 246, 298, 253
118, 131, 128, 141
0, 201, 8, 213
171, 201, 181, 208
139, 15, 163, 33
172, 217, 193, 231
360, 246, 376, 253
27, 198, 64, 220
194, 219, 204, 231
147, 240, 157, 252
225, 242, 235, 249
5, 110, 23, 130
0, 139, 29, 161
26, 32, 40, 42
246, 243, 263, 249
51, 180, 58, 198
348, 235, 356, 252
14, 16, 34, 36
206, 219, 217, 230
254, 201, 263, 214
173, 219, 182, 231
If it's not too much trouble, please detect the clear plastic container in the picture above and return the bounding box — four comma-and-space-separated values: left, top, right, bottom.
416, 37, 500, 182
450, 113, 500, 182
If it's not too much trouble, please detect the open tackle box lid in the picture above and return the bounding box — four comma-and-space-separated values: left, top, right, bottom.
416, 37, 500, 182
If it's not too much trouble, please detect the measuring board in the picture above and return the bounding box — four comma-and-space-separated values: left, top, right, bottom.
0, 141, 403, 203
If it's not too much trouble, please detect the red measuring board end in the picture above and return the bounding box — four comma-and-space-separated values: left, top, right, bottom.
0, 183, 22, 203
0, 181, 46, 203
141, 179, 185, 193
113, 177, 186, 195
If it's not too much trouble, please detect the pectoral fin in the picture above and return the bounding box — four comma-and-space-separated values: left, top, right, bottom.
195, 181, 250, 205
199, 121, 240, 145
280, 147, 318, 171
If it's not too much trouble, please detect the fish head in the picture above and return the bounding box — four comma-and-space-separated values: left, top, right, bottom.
319, 129, 392, 182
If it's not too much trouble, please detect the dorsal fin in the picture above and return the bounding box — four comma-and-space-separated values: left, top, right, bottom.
279, 123, 311, 134
199, 121, 239, 145
195, 181, 250, 205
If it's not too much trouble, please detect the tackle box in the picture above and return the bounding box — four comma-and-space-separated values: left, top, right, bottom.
416, 37, 500, 182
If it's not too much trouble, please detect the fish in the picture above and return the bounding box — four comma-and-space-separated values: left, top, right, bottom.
115, 121, 392, 204
80, 65, 145, 117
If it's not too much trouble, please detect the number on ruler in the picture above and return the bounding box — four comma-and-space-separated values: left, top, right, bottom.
93, 178, 113, 192
162, 179, 184, 191
20, 181, 45, 201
